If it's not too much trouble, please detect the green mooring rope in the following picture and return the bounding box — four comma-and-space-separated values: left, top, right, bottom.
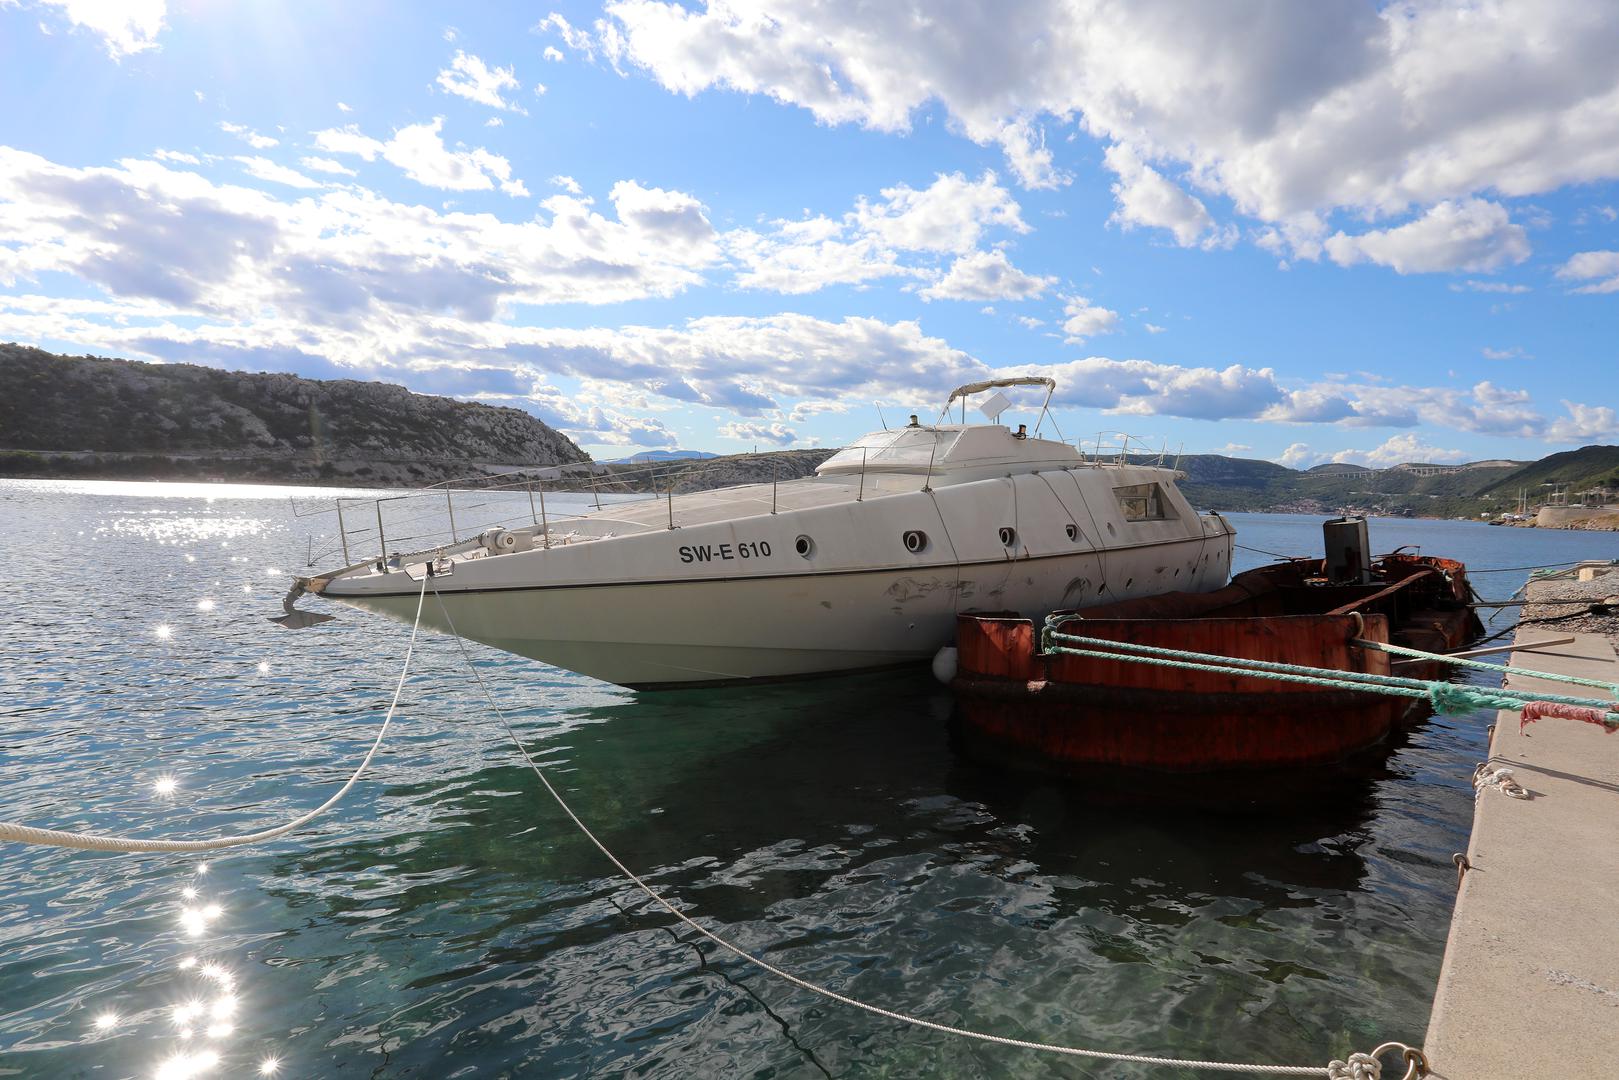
1353, 638, 1619, 697
1040, 628, 1619, 725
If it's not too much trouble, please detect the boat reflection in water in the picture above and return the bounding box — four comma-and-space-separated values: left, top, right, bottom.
235, 663, 1412, 1075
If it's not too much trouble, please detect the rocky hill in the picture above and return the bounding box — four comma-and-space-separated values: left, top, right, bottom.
2, 344, 1611, 517
0, 344, 586, 485
1478, 444, 1619, 496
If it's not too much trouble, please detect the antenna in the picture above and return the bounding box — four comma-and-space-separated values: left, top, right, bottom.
978, 390, 1012, 425
875, 403, 889, 430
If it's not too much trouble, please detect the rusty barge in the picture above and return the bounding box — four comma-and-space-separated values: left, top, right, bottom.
949, 518, 1484, 782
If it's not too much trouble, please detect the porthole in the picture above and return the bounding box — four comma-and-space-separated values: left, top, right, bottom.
1065, 523, 1079, 541
795, 534, 815, 558
998, 526, 1017, 547
903, 529, 928, 553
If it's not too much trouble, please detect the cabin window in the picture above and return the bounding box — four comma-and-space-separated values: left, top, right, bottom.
1115, 482, 1170, 521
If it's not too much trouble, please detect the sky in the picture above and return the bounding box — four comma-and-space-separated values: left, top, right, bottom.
0, 1, 1616, 468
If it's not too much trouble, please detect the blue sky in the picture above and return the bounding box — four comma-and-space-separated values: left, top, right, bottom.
1, 1, 1616, 467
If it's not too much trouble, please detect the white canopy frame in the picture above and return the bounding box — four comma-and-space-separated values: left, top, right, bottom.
939, 376, 1058, 435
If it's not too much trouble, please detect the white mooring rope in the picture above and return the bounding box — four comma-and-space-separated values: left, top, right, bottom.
0, 577, 428, 853
426, 584, 1423, 1079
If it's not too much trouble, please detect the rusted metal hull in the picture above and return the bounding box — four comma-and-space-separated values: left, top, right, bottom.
951, 555, 1484, 779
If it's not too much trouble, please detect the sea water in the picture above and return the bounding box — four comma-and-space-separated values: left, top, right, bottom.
2, 480, 1615, 1078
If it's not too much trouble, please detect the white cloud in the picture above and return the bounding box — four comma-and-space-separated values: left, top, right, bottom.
600, 0, 1619, 276
1450, 279, 1531, 294
0, 145, 717, 329
1143, 322, 1166, 334
436, 50, 528, 113
1276, 442, 1321, 469
918, 249, 1054, 302
152, 149, 200, 165
1556, 249, 1619, 293
728, 171, 1028, 295
233, 156, 323, 189
485, 117, 504, 128
1264, 378, 1547, 437
855, 170, 1026, 254
550, 174, 583, 195
997, 119, 1065, 190
523, 396, 679, 448
1544, 402, 1619, 444
1324, 199, 1530, 274
218, 122, 279, 150
315, 118, 528, 196
301, 156, 356, 177
336, 101, 353, 113
36, 0, 164, 58
543, 45, 565, 62
786, 399, 852, 423
385, 119, 527, 195
718, 420, 799, 446
1103, 143, 1226, 249
1481, 346, 1531, 360
1330, 434, 1468, 468
1018, 356, 1281, 420
1059, 296, 1119, 344
610, 180, 718, 259
535, 13, 596, 59
311, 124, 386, 161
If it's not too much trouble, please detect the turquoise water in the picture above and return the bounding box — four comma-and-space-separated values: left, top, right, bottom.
2, 481, 1616, 1079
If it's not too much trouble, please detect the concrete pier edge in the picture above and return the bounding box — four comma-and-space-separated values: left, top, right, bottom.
1422, 591, 1619, 1077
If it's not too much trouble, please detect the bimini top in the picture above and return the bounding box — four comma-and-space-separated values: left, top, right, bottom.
815, 376, 1081, 484
815, 423, 1082, 480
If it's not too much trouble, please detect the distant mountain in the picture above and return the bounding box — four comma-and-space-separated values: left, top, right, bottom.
603, 449, 720, 464
1307, 462, 1372, 474
0, 344, 586, 485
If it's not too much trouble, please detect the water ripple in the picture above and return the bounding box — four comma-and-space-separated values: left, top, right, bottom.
5, 485, 1618, 1077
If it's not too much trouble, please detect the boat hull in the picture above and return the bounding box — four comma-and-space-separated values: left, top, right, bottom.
329, 541, 1220, 688
306, 463, 1235, 688
949, 557, 1484, 776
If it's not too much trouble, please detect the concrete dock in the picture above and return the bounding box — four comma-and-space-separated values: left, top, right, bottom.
1423, 620, 1619, 1076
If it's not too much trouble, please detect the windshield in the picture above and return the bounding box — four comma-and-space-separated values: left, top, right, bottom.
817, 428, 961, 472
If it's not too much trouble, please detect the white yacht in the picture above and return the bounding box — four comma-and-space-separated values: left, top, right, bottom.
284, 379, 1235, 688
